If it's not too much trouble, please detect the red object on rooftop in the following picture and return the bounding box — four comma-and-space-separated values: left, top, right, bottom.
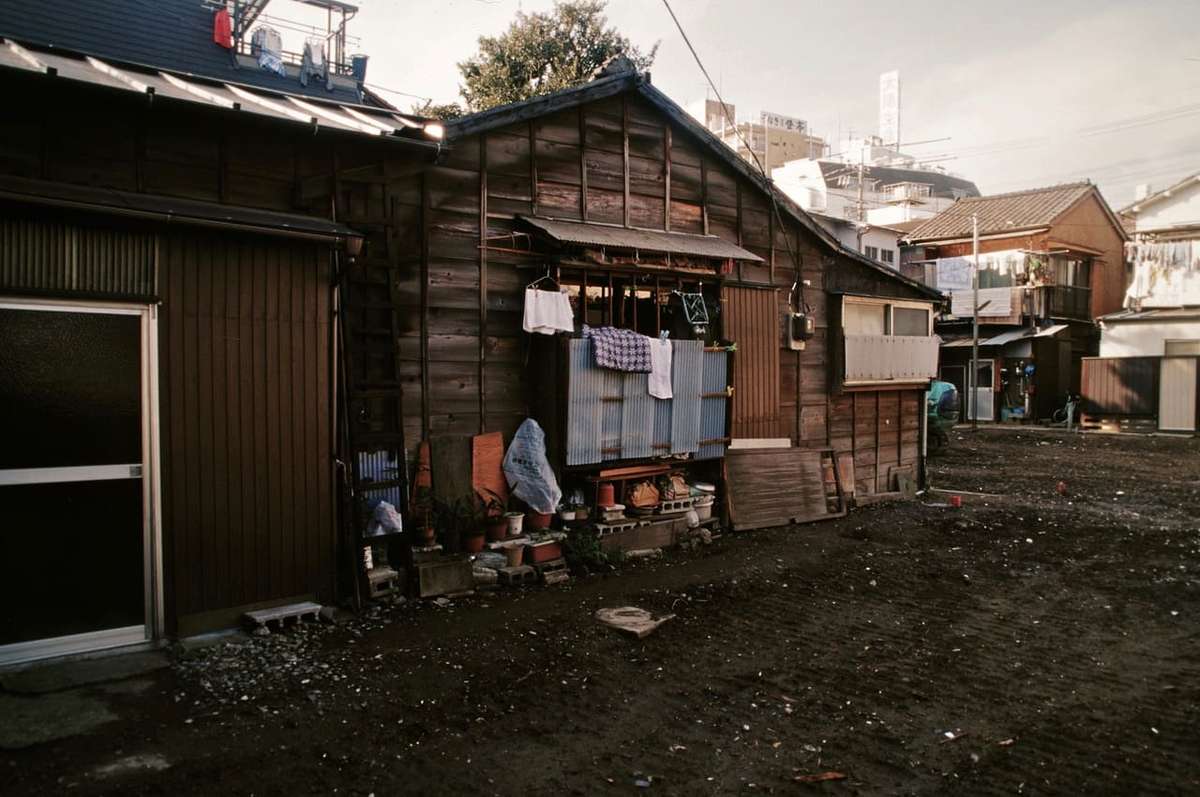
213, 8, 233, 49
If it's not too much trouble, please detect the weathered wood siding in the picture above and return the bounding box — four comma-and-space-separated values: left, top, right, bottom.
402, 90, 930, 494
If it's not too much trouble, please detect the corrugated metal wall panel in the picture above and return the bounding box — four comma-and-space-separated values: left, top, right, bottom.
566, 339, 716, 465
158, 230, 334, 625
566, 339, 602, 465
697, 349, 729, 460
1080, 356, 1160, 416
670, 340, 703, 452
722, 285, 781, 438
620, 369, 655, 459
0, 215, 156, 298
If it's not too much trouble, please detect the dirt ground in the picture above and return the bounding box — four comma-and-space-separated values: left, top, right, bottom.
2, 428, 1199, 795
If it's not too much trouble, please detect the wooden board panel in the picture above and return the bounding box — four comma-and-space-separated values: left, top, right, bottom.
726, 448, 836, 531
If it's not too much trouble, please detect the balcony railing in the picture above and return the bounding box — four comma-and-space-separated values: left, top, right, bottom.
1035, 285, 1091, 320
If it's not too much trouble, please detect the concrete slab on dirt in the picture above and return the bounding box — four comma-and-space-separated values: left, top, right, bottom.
91, 753, 171, 780
595, 606, 675, 638
0, 691, 118, 749
0, 651, 169, 695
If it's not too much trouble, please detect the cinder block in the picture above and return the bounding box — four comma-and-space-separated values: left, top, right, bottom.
599, 518, 686, 553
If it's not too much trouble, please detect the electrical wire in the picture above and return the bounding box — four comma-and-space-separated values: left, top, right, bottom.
659, 0, 816, 313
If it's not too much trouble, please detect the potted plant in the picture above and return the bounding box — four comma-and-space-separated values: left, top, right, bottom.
434, 497, 484, 554
479, 490, 508, 542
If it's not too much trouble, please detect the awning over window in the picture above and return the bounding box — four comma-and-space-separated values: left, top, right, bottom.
0, 175, 361, 242
942, 324, 1068, 348
519, 215, 764, 262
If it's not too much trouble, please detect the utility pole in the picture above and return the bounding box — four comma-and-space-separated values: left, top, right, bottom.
971, 213, 980, 431
855, 149, 866, 252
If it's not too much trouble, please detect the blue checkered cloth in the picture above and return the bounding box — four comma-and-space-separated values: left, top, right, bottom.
583, 326, 652, 372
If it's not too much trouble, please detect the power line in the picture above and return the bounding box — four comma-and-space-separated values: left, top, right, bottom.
659, 0, 815, 312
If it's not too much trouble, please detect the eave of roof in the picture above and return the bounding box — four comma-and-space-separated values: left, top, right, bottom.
1098, 307, 1200, 323
905, 182, 1127, 245
0, 37, 443, 151
445, 71, 942, 302
519, 215, 764, 261
1120, 172, 1200, 216
0, 174, 362, 241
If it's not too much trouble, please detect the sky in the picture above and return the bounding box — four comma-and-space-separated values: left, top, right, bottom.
280, 0, 1200, 208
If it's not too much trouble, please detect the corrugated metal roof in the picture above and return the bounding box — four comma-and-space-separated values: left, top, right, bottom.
906, 183, 1096, 242
942, 324, 1067, 348
1099, 307, 1200, 323
0, 38, 435, 142
519, 215, 764, 262
0, 0, 364, 103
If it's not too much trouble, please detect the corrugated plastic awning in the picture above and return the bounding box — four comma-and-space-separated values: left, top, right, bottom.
518, 215, 764, 262
942, 324, 1068, 348
0, 175, 362, 242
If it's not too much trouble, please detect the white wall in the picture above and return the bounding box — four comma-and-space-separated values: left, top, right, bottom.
1099, 320, 1200, 358
772, 160, 828, 212
1136, 178, 1200, 232
860, 227, 902, 268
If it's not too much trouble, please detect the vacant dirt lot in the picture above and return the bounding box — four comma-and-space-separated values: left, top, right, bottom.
3, 429, 1199, 795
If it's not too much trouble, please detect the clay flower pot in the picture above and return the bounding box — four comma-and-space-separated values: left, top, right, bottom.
504, 543, 525, 567
463, 533, 486, 554
486, 517, 508, 542
526, 511, 552, 530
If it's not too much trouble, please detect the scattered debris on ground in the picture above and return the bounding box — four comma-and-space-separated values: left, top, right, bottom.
2, 431, 1198, 795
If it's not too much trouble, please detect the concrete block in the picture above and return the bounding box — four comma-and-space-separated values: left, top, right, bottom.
416, 557, 474, 597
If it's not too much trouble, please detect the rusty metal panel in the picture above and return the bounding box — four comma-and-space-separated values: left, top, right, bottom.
722, 285, 781, 439
0, 215, 156, 298
697, 348, 729, 460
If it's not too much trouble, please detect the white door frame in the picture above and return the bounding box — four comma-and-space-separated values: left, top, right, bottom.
967, 358, 995, 421
1159, 356, 1198, 433
0, 297, 163, 667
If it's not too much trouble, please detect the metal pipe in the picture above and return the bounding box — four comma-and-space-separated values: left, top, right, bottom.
971, 213, 980, 431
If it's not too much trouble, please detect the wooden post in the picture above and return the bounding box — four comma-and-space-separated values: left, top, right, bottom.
664, 125, 672, 231
735, 181, 744, 283
768, 205, 775, 285
419, 172, 431, 438
700, 158, 709, 236
874, 391, 882, 493
622, 95, 630, 228
529, 121, 539, 217
579, 107, 588, 222
479, 134, 488, 434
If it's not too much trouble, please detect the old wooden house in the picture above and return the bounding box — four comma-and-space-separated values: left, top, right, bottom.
900, 183, 1128, 422
0, 1, 939, 665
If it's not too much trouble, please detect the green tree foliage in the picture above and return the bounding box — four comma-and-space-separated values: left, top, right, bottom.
457, 0, 658, 112
411, 99, 465, 120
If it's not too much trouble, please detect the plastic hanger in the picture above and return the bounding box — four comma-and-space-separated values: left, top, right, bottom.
527, 268, 559, 291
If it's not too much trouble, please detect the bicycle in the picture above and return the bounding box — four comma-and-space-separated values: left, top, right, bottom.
1050, 392, 1079, 428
